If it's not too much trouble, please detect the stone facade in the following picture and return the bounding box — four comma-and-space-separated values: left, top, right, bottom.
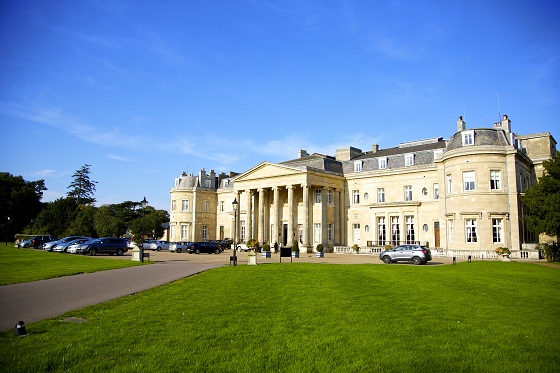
169, 115, 556, 255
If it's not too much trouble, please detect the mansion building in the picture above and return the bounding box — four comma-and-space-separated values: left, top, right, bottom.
169, 115, 556, 256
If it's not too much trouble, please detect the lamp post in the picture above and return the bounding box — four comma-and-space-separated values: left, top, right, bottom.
141, 197, 148, 263
232, 198, 239, 266
5, 216, 9, 246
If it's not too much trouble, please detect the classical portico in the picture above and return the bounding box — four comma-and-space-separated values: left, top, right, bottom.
231, 162, 345, 251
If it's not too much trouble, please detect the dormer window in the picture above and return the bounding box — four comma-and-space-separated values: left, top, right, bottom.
354, 161, 362, 172
462, 130, 474, 146
405, 153, 414, 166
378, 157, 387, 170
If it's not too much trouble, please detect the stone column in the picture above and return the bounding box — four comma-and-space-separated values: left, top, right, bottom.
338, 188, 345, 245
333, 188, 340, 245
287, 185, 294, 247
321, 187, 328, 247
302, 183, 310, 250
235, 191, 241, 244
272, 186, 280, 246
246, 190, 252, 242
258, 188, 265, 244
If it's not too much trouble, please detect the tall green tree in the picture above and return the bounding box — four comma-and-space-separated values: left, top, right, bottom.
0, 172, 46, 241
72, 205, 97, 237
129, 205, 170, 240
522, 153, 560, 239
67, 164, 97, 205
33, 197, 79, 238
95, 205, 127, 237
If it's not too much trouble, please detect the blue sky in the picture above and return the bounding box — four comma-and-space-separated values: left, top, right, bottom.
1, 0, 558, 211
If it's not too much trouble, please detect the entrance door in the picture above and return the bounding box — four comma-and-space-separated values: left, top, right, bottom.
283, 224, 288, 246
434, 222, 440, 248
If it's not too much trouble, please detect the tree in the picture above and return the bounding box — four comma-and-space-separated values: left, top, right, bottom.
95, 205, 127, 237
521, 153, 560, 240
129, 206, 169, 240
72, 205, 97, 237
33, 197, 79, 238
0, 172, 46, 241
67, 164, 97, 205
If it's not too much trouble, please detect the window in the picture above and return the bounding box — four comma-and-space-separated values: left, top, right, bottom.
490, 170, 501, 190
203, 200, 209, 212
170, 225, 175, 240
365, 225, 369, 233
328, 223, 333, 242
448, 220, 454, 243
465, 219, 477, 243
314, 189, 321, 203
404, 185, 412, 201
422, 187, 428, 196
462, 130, 474, 146
364, 192, 369, 201
182, 199, 189, 211
202, 225, 208, 240
434, 184, 439, 200
354, 161, 362, 172
377, 188, 385, 203
405, 154, 414, 166
181, 224, 189, 240
298, 224, 303, 243
378, 157, 387, 170
328, 190, 333, 204
314, 223, 321, 245
220, 201, 224, 212
353, 224, 361, 242
391, 217, 400, 246
171, 200, 176, 211
378, 217, 386, 246
492, 218, 503, 243
447, 175, 452, 194
463, 171, 476, 191
405, 216, 415, 244
241, 221, 246, 241
353, 190, 360, 204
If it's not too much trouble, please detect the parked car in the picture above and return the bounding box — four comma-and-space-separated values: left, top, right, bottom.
17, 239, 32, 248
213, 239, 233, 250
169, 241, 191, 253
187, 242, 222, 254
67, 239, 93, 254
80, 237, 129, 256
52, 238, 92, 253
141, 239, 156, 250
236, 243, 251, 252
44, 236, 90, 251
379, 244, 432, 265
27, 235, 57, 249
149, 240, 170, 251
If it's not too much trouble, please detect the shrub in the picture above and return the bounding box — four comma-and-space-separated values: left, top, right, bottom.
262, 243, 270, 252
537, 242, 559, 262
316, 243, 324, 252
292, 240, 299, 252
495, 247, 511, 256
352, 244, 360, 253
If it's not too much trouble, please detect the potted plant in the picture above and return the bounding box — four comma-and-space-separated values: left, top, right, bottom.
316, 243, 324, 258
495, 247, 511, 262
261, 242, 271, 258
352, 244, 360, 254
291, 240, 300, 258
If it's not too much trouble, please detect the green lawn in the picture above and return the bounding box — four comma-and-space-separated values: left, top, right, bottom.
0, 245, 144, 285
1, 260, 558, 372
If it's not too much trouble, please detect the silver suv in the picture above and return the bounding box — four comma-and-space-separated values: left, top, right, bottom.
379, 244, 432, 265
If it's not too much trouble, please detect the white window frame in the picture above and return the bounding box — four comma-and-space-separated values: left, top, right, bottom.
314, 189, 321, 203
378, 157, 387, 170
170, 225, 175, 241
181, 224, 189, 240
433, 184, 439, 200
171, 200, 176, 211
314, 223, 321, 246
354, 161, 362, 172
463, 171, 476, 191
404, 185, 413, 201
490, 170, 501, 191
328, 223, 333, 242
353, 190, 360, 204
447, 175, 452, 194
405, 153, 414, 166
391, 216, 400, 246
492, 218, 504, 244
405, 216, 415, 244
448, 220, 454, 243
377, 188, 385, 203
203, 200, 209, 212
182, 199, 189, 211
465, 219, 478, 243
202, 225, 208, 240
378, 217, 386, 246
353, 223, 361, 242
462, 130, 474, 146
328, 190, 333, 204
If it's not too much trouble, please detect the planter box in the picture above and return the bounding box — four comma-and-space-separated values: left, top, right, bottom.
291, 251, 299, 258
261, 251, 271, 258
316, 252, 324, 258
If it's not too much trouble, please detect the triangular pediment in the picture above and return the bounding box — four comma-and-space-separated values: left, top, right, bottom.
234, 162, 305, 182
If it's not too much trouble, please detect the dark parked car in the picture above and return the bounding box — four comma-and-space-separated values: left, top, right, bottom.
80, 237, 129, 256
187, 242, 222, 254
379, 244, 432, 265
27, 235, 57, 249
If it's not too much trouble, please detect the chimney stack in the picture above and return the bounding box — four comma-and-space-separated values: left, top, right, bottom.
457, 116, 466, 132
372, 144, 379, 153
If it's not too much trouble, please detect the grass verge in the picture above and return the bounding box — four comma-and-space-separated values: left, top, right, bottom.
1, 261, 558, 372
0, 246, 144, 285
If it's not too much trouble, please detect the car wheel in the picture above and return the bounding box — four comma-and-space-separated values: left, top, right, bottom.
214, 249, 220, 254
176, 248, 182, 253
195, 249, 200, 254
412, 256, 422, 265
116, 248, 124, 256
382, 256, 392, 264
157, 247, 162, 252
89, 248, 97, 256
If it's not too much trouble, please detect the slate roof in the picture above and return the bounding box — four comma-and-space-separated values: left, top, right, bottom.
445, 128, 510, 151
